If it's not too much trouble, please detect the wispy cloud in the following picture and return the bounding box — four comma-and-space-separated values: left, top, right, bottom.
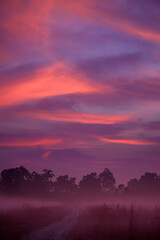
0, 63, 109, 107
0, 138, 62, 147
99, 137, 155, 146
23, 110, 131, 125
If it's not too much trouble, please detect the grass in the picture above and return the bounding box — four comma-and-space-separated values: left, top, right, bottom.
0, 204, 69, 240
66, 204, 160, 240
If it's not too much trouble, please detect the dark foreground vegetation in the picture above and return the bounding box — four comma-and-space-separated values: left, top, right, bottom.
0, 204, 68, 240
66, 204, 160, 240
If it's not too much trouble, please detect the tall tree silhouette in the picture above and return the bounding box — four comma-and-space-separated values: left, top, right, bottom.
139, 172, 160, 193
30, 169, 55, 196
0, 166, 31, 194
127, 178, 139, 193
99, 168, 116, 191
54, 175, 77, 193
128, 172, 160, 194
79, 172, 101, 193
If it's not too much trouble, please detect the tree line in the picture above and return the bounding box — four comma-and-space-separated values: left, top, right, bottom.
0, 166, 160, 199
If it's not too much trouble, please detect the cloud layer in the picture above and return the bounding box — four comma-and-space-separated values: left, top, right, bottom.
0, 0, 160, 183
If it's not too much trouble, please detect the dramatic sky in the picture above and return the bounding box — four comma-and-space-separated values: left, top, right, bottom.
0, 0, 160, 184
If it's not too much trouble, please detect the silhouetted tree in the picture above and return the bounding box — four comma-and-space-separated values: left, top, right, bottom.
127, 178, 139, 193
128, 172, 160, 194
79, 172, 102, 193
54, 175, 77, 193
1, 166, 160, 198
0, 166, 55, 196
0, 166, 31, 194
117, 184, 127, 194
99, 168, 116, 191
139, 172, 160, 193
30, 169, 55, 195
42, 169, 54, 181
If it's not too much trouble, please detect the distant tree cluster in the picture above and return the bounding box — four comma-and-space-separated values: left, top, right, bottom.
0, 166, 160, 199
0, 166, 54, 197
128, 172, 160, 195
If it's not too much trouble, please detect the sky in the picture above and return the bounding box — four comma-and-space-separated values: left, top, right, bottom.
0, 0, 160, 184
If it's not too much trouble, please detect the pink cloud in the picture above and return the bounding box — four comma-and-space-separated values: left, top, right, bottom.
0, 63, 110, 107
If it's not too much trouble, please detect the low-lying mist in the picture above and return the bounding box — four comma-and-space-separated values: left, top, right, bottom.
1, 166, 160, 239
0, 195, 160, 240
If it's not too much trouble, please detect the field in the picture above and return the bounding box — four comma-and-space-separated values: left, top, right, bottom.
1, 196, 160, 240
0, 198, 69, 240
66, 204, 160, 240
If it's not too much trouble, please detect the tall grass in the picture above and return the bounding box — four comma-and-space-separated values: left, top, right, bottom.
0, 204, 69, 240
66, 204, 160, 240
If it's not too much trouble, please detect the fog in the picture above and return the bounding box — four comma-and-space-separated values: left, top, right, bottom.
1, 166, 160, 239
0, 194, 160, 240
0, 196, 61, 210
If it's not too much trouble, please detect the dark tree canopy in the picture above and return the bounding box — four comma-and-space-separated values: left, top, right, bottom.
0, 166, 55, 196
0, 166, 160, 198
30, 169, 55, 195
127, 172, 160, 194
99, 168, 116, 191
54, 175, 77, 193
79, 172, 102, 193
117, 184, 127, 194
0, 166, 31, 193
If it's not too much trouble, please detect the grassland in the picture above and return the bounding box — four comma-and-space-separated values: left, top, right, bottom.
0, 203, 69, 240
66, 204, 160, 240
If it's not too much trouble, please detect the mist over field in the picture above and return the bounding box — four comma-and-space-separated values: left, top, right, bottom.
0, 195, 160, 240
0, 166, 160, 240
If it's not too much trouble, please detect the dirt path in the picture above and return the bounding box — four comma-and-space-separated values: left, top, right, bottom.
23, 209, 79, 240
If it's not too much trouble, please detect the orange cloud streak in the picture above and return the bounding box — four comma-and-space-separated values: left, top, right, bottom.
0, 138, 62, 147
24, 111, 131, 125
0, 63, 108, 107
100, 137, 155, 145
42, 151, 52, 158
63, 1, 160, 43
